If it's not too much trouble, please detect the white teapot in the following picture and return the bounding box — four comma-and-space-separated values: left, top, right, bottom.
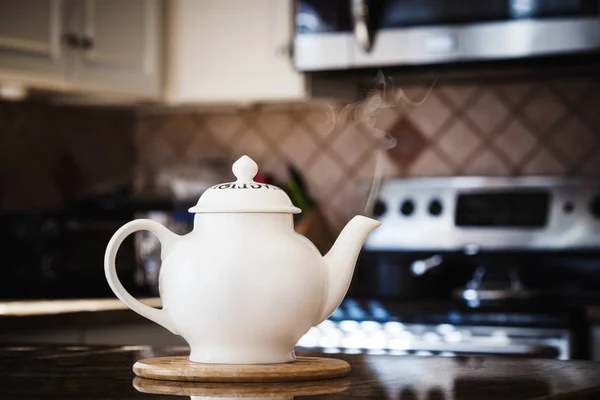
105, 155, 380, 364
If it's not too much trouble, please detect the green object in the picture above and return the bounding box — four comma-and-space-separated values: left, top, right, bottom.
287, 164, 313, 212
288, 179, 311, 212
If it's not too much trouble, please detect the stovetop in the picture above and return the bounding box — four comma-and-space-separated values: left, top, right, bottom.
297, 320, 569, 359
295, 298, 586, 359
331, 298, 583, 329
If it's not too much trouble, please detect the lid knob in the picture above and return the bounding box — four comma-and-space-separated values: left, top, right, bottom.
187, 155, 301, 214
232, 155, 258, 183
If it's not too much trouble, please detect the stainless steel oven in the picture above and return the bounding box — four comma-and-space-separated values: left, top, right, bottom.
296, 299, 574, 359
294, 0, 600, 71
365, 176, 600, 251
293, 177, 600, 360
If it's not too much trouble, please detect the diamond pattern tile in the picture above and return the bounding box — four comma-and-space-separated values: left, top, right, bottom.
465, 91, 510, 135
387, 118, 428, 168
581, 155, 600, 174
279, 124, 319, 169
183, 125, 230, 163
436, 120, 482, 165
549, 116, 597, 164
139, 129, 177, 167
578, 82, 600, 130
551, 79, 592, 104
356, 152, 400, 180
408, 148, 452, 176
522, 148, 566, 175
330, 124, 371, 168
329, 181, 360, 223
4, 76, 600, 232
325, 197, 352, 235
407, 92, 453, 138
494, 83, 532, 106
438, 85, 478, 107
521, 85, 567, 133
231, 127, 270, 161
204, 112, 245, 145
372, 104, 403, 132
155, 115, 198, 155
462, 149, 510, 176
397, 85, 431, 106
305, 154, 345, 197
301, 106, 338, 140
255, 109, 293, 144
260, 155, 287, 181
492, 119, 538, 166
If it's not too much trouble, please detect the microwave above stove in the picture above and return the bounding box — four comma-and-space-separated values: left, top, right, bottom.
294, 0, 600, 71
365, 177, 600, 251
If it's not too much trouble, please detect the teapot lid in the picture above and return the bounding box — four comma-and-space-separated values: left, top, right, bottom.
188, 155, 301, 214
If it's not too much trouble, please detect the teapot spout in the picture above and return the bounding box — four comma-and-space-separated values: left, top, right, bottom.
316, 216, 381, 324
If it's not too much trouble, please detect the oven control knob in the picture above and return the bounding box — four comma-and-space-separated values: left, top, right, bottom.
428, 199, 443, 216
373, 199, 387, 218
400, 199, 415, 216
589, 195, 600, 219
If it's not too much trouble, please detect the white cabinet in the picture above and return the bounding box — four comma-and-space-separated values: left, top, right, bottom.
73, 0, 161, 97
0, 0, 68, 88
0, 0, 161, 98
0, 0, 307, 103
165, 0, 307, 104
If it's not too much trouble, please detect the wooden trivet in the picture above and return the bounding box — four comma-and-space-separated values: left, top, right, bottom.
133, 356, 351, 383
132, 376, 351, 397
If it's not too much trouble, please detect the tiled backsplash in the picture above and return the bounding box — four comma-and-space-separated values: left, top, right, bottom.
2, 77, 600, 232
135, 77, 600, 230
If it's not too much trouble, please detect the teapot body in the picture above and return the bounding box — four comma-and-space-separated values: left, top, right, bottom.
160, 213, 326, 363
105, 156, 381, 364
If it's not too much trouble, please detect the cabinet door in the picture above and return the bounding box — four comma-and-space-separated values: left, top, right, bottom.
73, 0, 161, 98
166, 0, 306, 104
0, 0, 68, 87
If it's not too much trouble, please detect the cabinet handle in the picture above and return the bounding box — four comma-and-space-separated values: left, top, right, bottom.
62, 32, 80, 48
80, 36, 94, 50
351, 0, 375, 52
276, 42, 293, 58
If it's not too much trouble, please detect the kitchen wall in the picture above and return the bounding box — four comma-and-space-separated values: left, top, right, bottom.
0, 101, 134, 210
2, 76, 600, 231
135, 77, 600, 230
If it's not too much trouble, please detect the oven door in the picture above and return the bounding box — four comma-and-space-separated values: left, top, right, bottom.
294, 0, 600, 71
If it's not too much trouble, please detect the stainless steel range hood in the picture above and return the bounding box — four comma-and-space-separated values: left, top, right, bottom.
294, 0, 600, 73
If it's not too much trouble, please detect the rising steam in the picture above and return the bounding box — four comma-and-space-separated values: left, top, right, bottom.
318, 71, 438, 216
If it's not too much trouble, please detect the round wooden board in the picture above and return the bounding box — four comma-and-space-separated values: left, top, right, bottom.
132, 376, 351, 397
133, 356, 351, 383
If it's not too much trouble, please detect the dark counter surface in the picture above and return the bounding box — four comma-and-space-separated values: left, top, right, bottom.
4, 297, 600, 327
0, 298, 161, 331
3, 345, 600, 399
0, 298, 160, 317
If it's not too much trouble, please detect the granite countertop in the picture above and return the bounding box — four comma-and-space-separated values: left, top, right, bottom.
0, 297, 160, 317
3, 297, 600, 332
2, 345, 600, 399
0, 298, 161, 330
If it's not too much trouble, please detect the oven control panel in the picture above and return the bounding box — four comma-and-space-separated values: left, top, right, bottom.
365, 177, 600, 251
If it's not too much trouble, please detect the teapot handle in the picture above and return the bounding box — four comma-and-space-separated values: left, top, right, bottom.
104, 219, 180, 335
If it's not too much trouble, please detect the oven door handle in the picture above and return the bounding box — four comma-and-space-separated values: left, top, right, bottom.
352, 0, 376, 52
411, 254, 443, 276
